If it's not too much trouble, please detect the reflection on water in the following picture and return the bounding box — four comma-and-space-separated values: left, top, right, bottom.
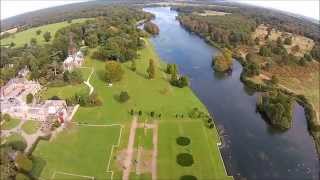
144, 7, 319, 180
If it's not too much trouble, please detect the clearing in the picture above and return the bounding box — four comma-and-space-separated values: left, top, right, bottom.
0, 18, 91, 47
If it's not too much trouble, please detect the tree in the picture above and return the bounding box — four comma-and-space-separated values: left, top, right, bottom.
212, 49, 233, 72
84, 34, 99, 48
170, 64, 178, 81
119, 91, 130, 102
147, 59, 155, 79
43, 31, 52, 42
105, 61, 124, 83
36, 29, 42, 35
270, 75, 279, 85
0, 147, 17, 179
131, 60, 136, 71
144, 21, 160, 35
26, 93, 33, 104
179, 76, 189, 87
9, 42, 15, 48
259, 46, 272, 57
284, 37, 292, 45
30, 38, 37, 46
15, 152, 33, 173
67, 19, 72, 24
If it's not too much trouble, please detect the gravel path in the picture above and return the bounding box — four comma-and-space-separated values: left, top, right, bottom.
122, 116, 138, 180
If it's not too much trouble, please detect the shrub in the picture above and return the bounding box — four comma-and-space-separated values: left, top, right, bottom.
144, 21, 160, 35
176, 137, 191, 146
138, 110, 142, 116
105, 61, 124, 83
43, 31, 51, 42
15, 152, 33, 173
150, 111, 155, 117
8, 140, 27, 151
119, 91, 130, 103
26, 93, 33, 104
212, 49, 233, 72
284, 37, 292, 45
176, 153, 194, 167
180, 175, 197, 180
49, 95, 61, 100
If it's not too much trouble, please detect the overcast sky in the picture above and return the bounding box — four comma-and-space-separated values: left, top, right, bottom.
1, 0, 319, 20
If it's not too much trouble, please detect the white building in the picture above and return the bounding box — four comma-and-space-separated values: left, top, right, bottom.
63, 50, 84, 71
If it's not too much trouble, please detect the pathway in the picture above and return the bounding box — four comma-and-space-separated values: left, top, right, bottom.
122, 116, 138, 180
83, 67, 94, 95
151, 123, 158, 180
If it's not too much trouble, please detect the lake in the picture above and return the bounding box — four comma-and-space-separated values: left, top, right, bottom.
143, 7, 319, 180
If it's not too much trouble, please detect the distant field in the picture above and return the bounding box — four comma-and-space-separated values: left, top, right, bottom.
194, 10, 230, 16
0, 18, 91, 47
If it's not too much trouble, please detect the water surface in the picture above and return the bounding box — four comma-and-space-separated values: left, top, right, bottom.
144, 7, 319, 180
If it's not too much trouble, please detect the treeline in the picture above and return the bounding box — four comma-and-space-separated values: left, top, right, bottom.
177, 12, 256, 49
175, 4, 320, 61
1, 0, 152, 32
0, 6, 151, 86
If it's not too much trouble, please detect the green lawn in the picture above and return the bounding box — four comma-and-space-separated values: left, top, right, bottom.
41, 84, 88, 100
158, 120, 231, 179
1, 18, 91, 47
4, 133, 25, 144
32, 39, 231, 180
31, 125, 121, 179
1, 118, 20, 130
21, 121, 40, 134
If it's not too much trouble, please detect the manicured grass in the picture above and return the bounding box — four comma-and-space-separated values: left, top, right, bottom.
31, 125, 121, 179
158, 120, 231, 180
34, 39, 231, 180
1, 18, 91, 47
135, 128, 153, 149
1, 118, 20, 130
21, 120, 40, 134
41, 84, 88, 100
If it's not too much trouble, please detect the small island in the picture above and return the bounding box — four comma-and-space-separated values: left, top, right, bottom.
144, 21, 160, 35
211, 49, 233, 72
257, 91, 294, 130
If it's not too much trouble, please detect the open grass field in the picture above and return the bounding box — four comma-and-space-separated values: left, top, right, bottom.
0, 18, 91, 47
157, 120, 230, 179
32, 39, 231, 180
21, 120, 40, 134
31, 125, 121, 179
1, 118, 20, 130
41, 83, 88, 100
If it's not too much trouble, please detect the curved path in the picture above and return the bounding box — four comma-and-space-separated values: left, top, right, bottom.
83, 67, 94, 95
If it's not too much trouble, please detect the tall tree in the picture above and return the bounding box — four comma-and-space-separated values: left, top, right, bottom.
147, 58, 155, 79
43, 31, 52, 42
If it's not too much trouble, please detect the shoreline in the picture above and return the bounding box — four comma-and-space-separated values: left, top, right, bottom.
177, 21, 320, 157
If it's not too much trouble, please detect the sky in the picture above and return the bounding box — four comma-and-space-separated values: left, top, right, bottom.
1, 0, 319, 20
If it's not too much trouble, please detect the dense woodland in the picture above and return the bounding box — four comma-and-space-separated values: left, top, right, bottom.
0, 6, 152, 86
175, 4, 320, 61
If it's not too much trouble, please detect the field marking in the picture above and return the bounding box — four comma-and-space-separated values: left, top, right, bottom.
44, 123, 123, 180
106, 124, 124, 180
51, 171, 95, 180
